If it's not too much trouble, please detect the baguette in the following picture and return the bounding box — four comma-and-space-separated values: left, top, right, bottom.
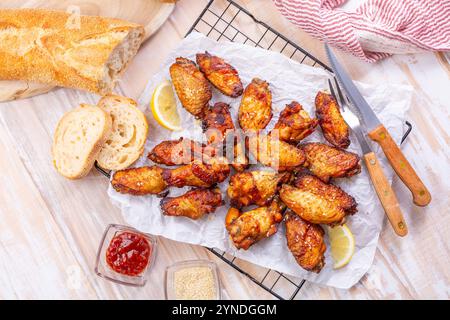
0, 9, 145, 95
52, 104, 112, 179
97, 94, 149, 170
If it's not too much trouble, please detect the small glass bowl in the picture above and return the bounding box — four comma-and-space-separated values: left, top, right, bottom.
165, 260, 221, 300
95, 223, 157, 287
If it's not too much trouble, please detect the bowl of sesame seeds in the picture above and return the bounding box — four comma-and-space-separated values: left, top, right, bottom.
165, 260, 221, 300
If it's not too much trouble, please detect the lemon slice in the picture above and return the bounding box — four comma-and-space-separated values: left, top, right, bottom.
150, 80, 182, 131
327, 224, 355, 269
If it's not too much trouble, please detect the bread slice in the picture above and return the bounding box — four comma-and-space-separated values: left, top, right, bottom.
52, 104, 112, 179
96, 94, 148, 170
0, 9, 145, 95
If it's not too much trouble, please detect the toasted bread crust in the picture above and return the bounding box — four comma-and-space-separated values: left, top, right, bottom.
0, 9, 145, 94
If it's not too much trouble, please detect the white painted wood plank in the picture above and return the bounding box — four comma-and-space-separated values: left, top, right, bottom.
0, 122, 97, 299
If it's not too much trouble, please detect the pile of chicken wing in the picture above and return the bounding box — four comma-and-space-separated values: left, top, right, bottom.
110, 51, 362, 273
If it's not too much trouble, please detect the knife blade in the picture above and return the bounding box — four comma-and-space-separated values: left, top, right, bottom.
324, 45, 381, 132
325, 44, 431, 207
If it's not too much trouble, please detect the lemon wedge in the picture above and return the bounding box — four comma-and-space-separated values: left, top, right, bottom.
327, 224, 355, 269
150, 80, 182, 131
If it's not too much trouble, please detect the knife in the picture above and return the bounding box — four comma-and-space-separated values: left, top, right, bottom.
329, 79, 408, 236
325, 44, 431, 207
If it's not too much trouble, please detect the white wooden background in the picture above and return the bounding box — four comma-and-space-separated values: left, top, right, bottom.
0, 0, 449, 299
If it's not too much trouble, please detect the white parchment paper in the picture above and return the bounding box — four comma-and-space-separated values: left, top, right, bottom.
107, 32, 412, 289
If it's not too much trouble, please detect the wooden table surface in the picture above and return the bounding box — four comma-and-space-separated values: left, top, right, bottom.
0, 0, 449, 300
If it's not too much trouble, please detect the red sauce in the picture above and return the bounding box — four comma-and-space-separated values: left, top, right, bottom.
106, 232, 151, 276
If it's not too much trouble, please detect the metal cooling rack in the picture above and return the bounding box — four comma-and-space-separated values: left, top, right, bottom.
97, 0, 413, 300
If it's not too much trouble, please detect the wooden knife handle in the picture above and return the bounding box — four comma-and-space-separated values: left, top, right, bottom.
364, 152, 408, 237
368, 125, 431, 207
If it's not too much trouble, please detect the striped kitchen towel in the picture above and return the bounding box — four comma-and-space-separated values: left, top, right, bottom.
273, 0, 450, 62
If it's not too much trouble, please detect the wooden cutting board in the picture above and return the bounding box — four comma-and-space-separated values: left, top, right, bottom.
0, 0, 175, 102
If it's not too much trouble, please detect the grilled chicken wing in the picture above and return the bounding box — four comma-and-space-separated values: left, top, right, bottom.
202, 102, 235, 145
202, 102, 249, 171
225, 198, 285, 250
227, 171, 291, 208
160, 188, 223, 220
301, 142, 361, 182
280, 173, 357, 225
247, 133, 306, 171
196, 52, 243, 97
315, 91, 350, 148
285, 211, 326, 273
162, 158, 230, 188
271, 101, 318, 144
111, 166, 167, 195
169, 57, 212, 118
112, 158, 230, 195
238, 78, 272, 131
148, 138, 217, 166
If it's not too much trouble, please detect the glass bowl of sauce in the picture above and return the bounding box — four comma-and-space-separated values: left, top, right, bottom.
95, 224, 157, 286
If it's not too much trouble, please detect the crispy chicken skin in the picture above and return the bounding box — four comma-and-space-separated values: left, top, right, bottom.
284, 211, 326, 273
111, 166, 167, 195
169, 57, 212, 118
315, 91, 350, 148
148, 138, 216, 166
160, 188, 224, 220
225, 198, 285, 250
112, 158, 230, 195
202, 102, 249, 171
227, 171, 291, 208
196, 52, 243, 97
232, 137, 250, 172
280, 173, 357, 225
247, 134, 306, 171
162, 158, 230, 188
301, 142, 361, 182
238, 78, 272, 131
272, 101, 318, 144
202, 102, 235, 145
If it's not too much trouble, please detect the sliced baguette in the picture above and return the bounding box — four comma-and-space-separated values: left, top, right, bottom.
96, 94, 148, 170
0, 9, 145, 95
52, 104, 112, 179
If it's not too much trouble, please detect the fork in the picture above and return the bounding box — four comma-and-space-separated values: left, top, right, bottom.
328, 79, 408, 237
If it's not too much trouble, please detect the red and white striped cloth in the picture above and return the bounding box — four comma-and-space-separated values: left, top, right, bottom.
273, 0, 450, 62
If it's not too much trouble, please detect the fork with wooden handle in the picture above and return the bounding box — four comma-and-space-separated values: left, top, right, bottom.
329, 79, 408, 236
324, 44, 431, 208
363, 152, 407, 236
